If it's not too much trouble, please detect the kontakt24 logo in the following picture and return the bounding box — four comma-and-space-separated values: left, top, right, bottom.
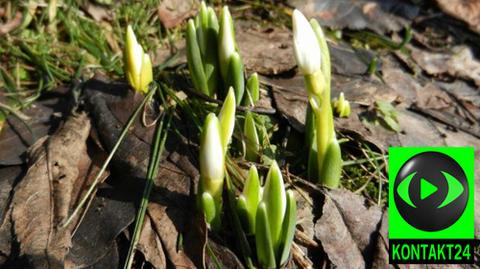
389, 147, 475, 264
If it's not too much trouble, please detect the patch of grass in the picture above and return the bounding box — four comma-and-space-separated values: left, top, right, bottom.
0, 0, 172, 109
341, 135, 389, 206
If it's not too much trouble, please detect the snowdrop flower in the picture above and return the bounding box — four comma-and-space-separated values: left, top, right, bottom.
292, 9, 321, 75
124, 25, 153, 94
198, 87, 236, 229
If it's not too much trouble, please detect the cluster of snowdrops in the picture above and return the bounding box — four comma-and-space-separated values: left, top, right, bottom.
123, 3, 351, 269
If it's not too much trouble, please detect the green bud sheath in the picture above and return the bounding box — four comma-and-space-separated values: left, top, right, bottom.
255, 203, 276, 269
202, 5, 220, 97
218, 6, 236, 82
201, 192, 216, 224
196, 1, 209, 56
319, 137, 342, 188
218, 87, 236, 153
304, 71, 326, 97
186, 19, 209, 96
226, 52, 245, 105
242, 166, 261, 234
310, 19, 331, 85
236, 195, 250, 234
243, 72, 259, 106
244, 111, 260, 162
207, 7, 219, 32
278, 190, 297, 266
262, 161, 286, 254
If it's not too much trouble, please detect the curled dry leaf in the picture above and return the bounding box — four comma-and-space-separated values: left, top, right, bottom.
9, 113, 92, 268
9, 113, 110, 268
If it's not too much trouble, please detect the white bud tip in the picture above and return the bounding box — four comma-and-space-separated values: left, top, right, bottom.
292, 9, 321, 75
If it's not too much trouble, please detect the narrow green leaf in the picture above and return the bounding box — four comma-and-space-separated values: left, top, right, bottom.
203, 7, 220, 97
218, 87, 236, 153
261, 161, 286, 253
226, 172, 254, 267
186, 19, 209, 96
207, 7, 219, 33
226, 52, 245, 105
319, 137, 342, 188
309, 19, 331, 84
243, 72, 259, 106
196, 1, 209, 56
277, 190, 297, 266
255, 203, 276, 269
236, 195, 250, 233
242, 165, 261, 234
244, 111, 260, 162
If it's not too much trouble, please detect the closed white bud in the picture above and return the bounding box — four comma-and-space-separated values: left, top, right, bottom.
292, 9, 321, 75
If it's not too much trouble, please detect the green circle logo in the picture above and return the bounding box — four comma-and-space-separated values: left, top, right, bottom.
394, 151, 468, 231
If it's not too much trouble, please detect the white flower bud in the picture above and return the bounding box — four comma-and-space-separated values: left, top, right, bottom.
292, 9, 321, 75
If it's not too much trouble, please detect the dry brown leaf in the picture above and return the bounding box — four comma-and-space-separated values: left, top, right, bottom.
148, 202, 197, 269
10, 113, 92, 268
436, 0, 480, 34
66, 187, 134, 268
0, 98, 66, 166
415, 83, 452, 110
288, 0, 418, 34
314, 189, 385, 268
411, 46, 480, 87
138, 215, 167, 269
315, 193, 365, 268
158, 0, 198, 29
83, 3, 112, 22
237, 24, 296, 75
84, 80, 207, 268
206, 240, 245, 269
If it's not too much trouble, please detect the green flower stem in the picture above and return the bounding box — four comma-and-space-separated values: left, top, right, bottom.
305, 105, 318, 181
61, 87, 157, 229
305, 73, 333, 174
124, 111, 172, 269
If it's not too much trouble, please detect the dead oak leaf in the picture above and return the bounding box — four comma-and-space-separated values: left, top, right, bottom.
10, 113, 93, 268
